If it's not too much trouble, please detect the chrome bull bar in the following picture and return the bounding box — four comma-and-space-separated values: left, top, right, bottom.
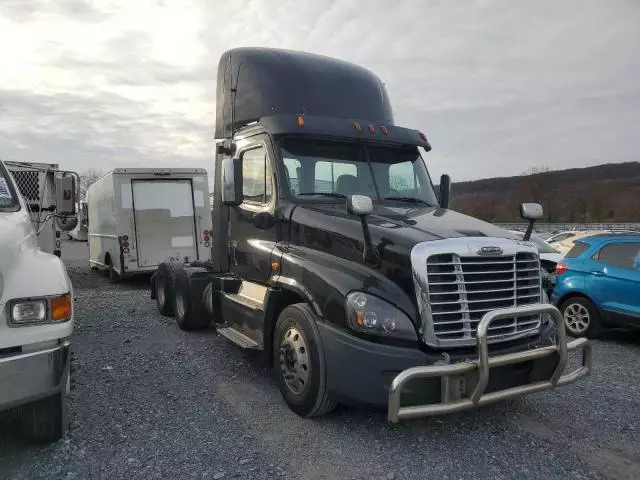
388, 304, 592, 422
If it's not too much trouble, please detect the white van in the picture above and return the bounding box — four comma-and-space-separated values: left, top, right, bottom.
87, 168, 212, 279
0, 158, 75, 442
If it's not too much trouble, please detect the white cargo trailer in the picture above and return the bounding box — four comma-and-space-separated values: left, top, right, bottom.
87, 168, 212, 279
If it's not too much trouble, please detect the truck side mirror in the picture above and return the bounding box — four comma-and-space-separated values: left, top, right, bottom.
346, 195, 373, 216
222, 157, 243, 206
56, 215, 78, 232
55, 175, 77, 215
520, 202, 543, 221
346, 195, 378, 265
439, 174, 451, 209
520, 202, 543, 241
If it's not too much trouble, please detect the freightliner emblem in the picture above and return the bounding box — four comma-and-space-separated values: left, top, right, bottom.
477, 246, 503, 256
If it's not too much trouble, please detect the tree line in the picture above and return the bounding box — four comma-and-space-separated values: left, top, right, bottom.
451, 162, 640, 223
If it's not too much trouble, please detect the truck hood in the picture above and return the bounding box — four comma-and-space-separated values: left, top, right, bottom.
289, 203, 521, 300
290, 203, 517, 250
0, 210, 69, 303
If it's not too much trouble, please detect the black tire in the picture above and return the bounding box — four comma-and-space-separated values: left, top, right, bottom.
108, 263, 119, 282
560, 296, 603, 339
21, 390, 67, 443
273, 304, 336, 418
174, 268, 209, 331
155, 263, 181, 316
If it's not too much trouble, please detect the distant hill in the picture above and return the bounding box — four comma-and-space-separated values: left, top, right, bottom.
450, 162, 640, 223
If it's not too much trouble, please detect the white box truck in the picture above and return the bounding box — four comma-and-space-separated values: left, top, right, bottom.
1, 158, 75, 442
6, 161, 79, 257
87, 168, 212, 279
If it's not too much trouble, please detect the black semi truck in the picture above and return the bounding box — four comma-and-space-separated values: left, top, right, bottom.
151, 47, 591, 422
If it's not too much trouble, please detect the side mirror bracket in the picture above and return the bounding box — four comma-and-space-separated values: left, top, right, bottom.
520, 202, 543, 241
439, 174, 451, 209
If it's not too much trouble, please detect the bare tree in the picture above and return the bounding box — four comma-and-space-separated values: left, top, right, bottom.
79, 168, 103, 201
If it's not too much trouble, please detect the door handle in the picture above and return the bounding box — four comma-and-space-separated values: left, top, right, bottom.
231, 241, 238, 266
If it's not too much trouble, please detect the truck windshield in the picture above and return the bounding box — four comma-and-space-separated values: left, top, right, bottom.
279, 138, 439, 206
0, 163, 18, 210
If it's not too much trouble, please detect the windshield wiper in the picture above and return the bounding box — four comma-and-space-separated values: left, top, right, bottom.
383, 196, 432, 206
297, 192, 346, 198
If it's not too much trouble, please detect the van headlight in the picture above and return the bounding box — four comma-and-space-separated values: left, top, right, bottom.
345, 292, 417, 341
8, 293, 72, 325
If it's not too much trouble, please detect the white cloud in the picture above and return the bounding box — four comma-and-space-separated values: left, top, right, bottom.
1, 0, 639, 186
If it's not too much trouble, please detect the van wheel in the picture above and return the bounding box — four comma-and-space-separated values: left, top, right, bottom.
560, 296, 603, 339
273, 304, 336, 418
174, 268, 210, 331
108, 264, 119, 282
22, 390, 67, 443
155, 262, 181, 317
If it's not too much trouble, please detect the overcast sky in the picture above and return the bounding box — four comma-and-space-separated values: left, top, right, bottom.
1, 0, 639, 186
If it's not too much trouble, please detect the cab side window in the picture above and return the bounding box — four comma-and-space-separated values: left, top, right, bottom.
241, 146, 272, 205
595, 242, 640, 270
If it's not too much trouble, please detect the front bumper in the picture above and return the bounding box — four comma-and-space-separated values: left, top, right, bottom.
0, 340, 70, 412
387, 304, 591, 422
318, 304, 591, 422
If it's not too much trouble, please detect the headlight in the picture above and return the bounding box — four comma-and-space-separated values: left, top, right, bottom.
345, 292, 417, 341
11, 300, 46, 324
8, 293, 72, 326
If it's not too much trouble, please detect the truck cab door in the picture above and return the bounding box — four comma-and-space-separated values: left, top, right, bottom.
228, 135, 278, 283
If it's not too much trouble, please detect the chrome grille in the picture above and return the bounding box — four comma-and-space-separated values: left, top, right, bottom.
425, 252, 541, 343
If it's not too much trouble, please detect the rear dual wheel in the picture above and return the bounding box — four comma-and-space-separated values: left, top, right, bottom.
154, 263, 182, 316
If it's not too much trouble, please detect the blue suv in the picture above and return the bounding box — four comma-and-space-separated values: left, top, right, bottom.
552, 234, 640, 338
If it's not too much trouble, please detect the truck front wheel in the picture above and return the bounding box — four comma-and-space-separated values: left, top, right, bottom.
273, 304, 336, 418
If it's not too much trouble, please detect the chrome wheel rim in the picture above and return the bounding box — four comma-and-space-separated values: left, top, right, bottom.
175, 289, 185, 318
564, 303, 590, 334
157, 281, 166, 307
279, 327, 310, 395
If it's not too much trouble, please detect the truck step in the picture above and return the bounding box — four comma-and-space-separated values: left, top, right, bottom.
216, 326, 260, 350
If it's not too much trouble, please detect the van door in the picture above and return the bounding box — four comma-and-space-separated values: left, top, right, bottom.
131, 179, 198, 267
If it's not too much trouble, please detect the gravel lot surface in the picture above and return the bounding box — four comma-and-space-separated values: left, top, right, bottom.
1, 240, 639, 479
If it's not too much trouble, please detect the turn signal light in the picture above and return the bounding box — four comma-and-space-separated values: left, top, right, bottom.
122, 235, 129, 242
555, 263, 568, 275
51, 294, 72, 321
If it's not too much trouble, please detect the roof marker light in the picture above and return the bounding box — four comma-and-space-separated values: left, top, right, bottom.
419, 131, 428, 142
354, 121, 362, 132
380, 125, 388, 135
297, 115, 304, 127
368, 123, 375, 134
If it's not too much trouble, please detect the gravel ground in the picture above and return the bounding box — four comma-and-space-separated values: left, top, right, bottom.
1, 240, 639, 479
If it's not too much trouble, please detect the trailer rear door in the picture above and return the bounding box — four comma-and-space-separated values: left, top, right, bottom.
131, 180, 198, 267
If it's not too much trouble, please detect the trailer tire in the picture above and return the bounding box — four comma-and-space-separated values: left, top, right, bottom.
273, 303, 336, 418
174, 268, 209, 331
155, 262, 181, 317
21, 388, 67, 443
